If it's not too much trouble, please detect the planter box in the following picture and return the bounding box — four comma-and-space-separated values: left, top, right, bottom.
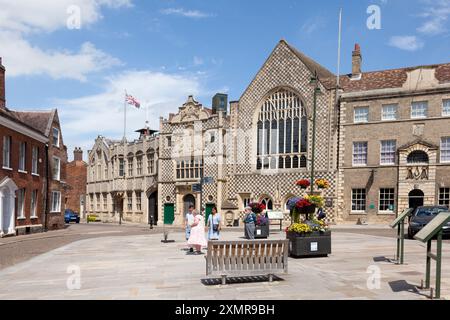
255, 224, 270, 239
287, 231, 331, 258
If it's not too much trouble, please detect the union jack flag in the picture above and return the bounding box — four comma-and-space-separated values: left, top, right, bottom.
126, 94, 141, 109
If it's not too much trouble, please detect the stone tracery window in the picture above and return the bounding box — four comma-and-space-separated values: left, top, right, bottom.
256, 89, 307, 170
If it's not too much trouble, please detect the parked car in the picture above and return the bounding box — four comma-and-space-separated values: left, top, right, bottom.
64, 209, 80, 224
408, 206, 450, 239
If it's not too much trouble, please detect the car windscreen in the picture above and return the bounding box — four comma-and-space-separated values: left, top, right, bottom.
415, 207, 448, 217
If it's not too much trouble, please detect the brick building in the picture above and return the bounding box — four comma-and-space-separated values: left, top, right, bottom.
66, 147, 87, 217
0, 58, 68, 235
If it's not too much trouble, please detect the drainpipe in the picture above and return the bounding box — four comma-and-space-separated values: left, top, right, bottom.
44, 144, 49, 231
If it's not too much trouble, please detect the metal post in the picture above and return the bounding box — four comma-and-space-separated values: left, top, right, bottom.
310, 77, 318, 193
435, 230, 442, 299
400, 220, 405, 264
425, 240, 432, 289
396, 224, 401, 262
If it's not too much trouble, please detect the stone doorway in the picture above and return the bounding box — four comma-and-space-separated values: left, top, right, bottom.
409, 189, 424, 209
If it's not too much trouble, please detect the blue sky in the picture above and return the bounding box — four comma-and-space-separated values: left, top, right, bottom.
1, 0, 450, 159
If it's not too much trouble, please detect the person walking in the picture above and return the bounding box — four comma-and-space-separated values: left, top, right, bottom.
187, 210, 208, 254
243, 206, 256, 239
207, 207, 221, 240
185, 205, 195, 252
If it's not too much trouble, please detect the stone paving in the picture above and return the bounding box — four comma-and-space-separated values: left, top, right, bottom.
0, 230, 449, 300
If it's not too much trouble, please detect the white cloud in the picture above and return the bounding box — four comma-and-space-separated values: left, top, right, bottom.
0, 0, 132, 33
388, 36, 424, 51
160, 8, 212, 19
56, 70, 203, 151
417, 0, 450, 35
0, 32, 121, 81
0, 0, 130, 80
193, 56, 204, 66
300, 17, 326, 36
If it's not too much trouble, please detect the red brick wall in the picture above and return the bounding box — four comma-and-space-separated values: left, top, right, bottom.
0, 59, 5, 109
66, 159, 87, 214
46, 116, 68, 230
0, 125, 46, 228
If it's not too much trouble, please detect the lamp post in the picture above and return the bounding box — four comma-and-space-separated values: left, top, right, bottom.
309, 71, 322, 194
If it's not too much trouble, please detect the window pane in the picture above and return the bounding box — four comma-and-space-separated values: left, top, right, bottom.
382, 104, 398, 121
352, 189, 366, 211
380, 140, 396, 164
353, 142, 368, 165
439, 188, 450, 207
354, 107, 369, 123
379, 188, 395, 211
441, 137, 450, 162
443, 99, 450, 116
411, 101, 428, 118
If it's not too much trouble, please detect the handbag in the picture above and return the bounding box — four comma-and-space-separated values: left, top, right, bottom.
213, 224, 219, 232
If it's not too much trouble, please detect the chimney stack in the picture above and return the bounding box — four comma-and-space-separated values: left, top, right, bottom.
0, 57, 5, 109
352, 43, 362, 77
74, 147, 83, 162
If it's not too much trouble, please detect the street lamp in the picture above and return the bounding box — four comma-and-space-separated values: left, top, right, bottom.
309, 71, 323, 194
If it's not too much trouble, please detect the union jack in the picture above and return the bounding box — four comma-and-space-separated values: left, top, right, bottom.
126, 94, 141, 109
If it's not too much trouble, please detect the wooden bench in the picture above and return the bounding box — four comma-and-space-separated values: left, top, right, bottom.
205, 240, 289, 285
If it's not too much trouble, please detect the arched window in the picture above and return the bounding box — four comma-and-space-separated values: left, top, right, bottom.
407, 151, 429, 164
256, 89, 307, 170
260, 197, 273, 211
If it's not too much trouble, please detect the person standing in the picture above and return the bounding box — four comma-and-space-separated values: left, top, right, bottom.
207, 207, 221, 240
187, 210, 208, 254
185, 205, 195, 252
243, 206, 256, 239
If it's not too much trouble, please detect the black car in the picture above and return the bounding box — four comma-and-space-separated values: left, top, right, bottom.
408, 206, 450, 239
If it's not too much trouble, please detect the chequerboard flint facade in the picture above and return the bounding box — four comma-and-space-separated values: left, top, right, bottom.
86, 40, 450, 226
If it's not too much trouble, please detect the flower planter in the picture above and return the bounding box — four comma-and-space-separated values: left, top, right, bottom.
297, 204, 316, 214
286, 230, 331, 258
255, 224, 270, 239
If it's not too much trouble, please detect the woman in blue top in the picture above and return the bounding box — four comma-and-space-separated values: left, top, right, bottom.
207, 207, 221, 240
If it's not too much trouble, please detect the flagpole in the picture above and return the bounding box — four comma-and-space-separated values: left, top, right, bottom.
124, 90, 127, 142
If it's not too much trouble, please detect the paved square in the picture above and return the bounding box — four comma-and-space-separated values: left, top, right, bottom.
0, 231, 449, 300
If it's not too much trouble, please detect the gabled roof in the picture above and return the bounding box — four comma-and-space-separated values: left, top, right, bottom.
8, 109, 56, 136
0, 107, 48, 138
398, 139, 439, 151
281, 40, 335, 80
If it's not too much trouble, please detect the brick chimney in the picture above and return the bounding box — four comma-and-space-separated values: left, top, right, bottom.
73, 147, 83, 162
0, 57, 5, 109
352, 43, 362, 77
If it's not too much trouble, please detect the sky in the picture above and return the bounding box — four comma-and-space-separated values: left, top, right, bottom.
1, 0, 450, 160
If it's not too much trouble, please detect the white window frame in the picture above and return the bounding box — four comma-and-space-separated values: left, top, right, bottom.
119, 158, 124, 177
382, 104, 398, 121
380, 140, 396, 165
441, 137, 450, 163
2, 136, 11, 169
354, 106, 369, 123
53, 157, 61, 181
52, 127, 60, 147
51, 191, 61, 213
127, 192, 133, 211
32, 146, 39, 175
439, 188, 450, 208
411, 101, 428, 119
442, 99, 450, 116
136, 191, 142, 211
351, 189, 366, 212
19, 141, 26, 172
17, 189, 26, 219
31, 190, 38, 218
136, 156, 143, 175
353, 142, 368, 166
379, 188, 395, 213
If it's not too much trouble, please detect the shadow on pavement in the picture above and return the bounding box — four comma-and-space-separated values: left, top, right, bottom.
373, 256, 394, 263
388, 280, 430, 298
201, 275, 284, 286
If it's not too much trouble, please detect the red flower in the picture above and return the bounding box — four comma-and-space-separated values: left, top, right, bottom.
295, 199, 312, 209
296, 179, 311, 188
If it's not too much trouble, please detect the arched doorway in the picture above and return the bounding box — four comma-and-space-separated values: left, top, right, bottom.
409, 189, 424, 209
183, 194, 196, 217
148, 191, 158, 225
0, 177, 18, 237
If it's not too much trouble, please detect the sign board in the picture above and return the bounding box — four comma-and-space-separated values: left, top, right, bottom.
414, 212, 450, 243
325, 198, 333, 208
202, 177, 214, 184
256, 229, 262, 236
192, 184, 202, 193
267, 211, 284, 220
390, 208, 413, 228
310, 242, 318, 252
